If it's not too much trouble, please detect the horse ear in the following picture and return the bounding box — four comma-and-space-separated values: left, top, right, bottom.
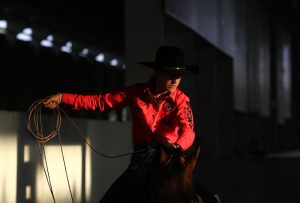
186, 146, 200, 172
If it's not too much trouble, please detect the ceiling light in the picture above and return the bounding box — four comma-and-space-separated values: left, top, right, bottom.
79, 48, 89, 57
95, 53, 105, 62
40, 35, 54, 47
0, 20, 7, 34
110, 59, 118, 66
16, 27, 33, 42
60, 41, 72, 53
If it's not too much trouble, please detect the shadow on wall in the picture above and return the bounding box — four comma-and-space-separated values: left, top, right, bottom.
195, 157, 300, 203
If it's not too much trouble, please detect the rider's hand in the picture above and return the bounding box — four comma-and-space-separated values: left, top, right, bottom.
44, 93, 62, 109
161, 141, 182, 154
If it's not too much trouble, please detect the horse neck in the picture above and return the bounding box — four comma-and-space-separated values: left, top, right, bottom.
147, 169, 195, 203
145, 149, 199, 203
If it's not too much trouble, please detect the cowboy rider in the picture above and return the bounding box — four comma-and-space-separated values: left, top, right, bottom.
44, 45, 200, 202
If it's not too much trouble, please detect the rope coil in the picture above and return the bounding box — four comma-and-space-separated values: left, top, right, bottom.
27, 99, 74, 203
26, 99, 149, 203
27, 99, 147, 158
27, 99, 61, 143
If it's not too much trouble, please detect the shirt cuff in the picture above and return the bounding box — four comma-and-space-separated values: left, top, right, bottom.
61, 93, 76, 105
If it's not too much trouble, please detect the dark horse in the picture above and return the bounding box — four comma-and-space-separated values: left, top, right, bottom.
140, 146, 203, 203
100, 145, 204, 203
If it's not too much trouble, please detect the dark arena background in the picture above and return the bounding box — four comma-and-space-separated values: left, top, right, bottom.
1, 0, 300, 203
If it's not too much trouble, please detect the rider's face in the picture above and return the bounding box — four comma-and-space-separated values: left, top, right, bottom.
155, 71, 181, 93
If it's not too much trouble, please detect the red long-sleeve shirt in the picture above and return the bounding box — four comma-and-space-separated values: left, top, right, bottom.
61, 83, 195, 151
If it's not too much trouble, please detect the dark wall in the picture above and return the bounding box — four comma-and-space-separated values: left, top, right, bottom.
163, 0, 300, 158
164, 15, 234, 158
196, 157, 300, 203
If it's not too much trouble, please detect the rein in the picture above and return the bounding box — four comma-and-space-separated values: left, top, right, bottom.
161, 151, 188, 167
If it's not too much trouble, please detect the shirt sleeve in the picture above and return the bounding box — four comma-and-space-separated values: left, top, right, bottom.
61, 85, 137, 111
173, 95, 195, 151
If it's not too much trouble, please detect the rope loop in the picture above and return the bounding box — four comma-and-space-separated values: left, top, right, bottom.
27, 99, 61, 143
27, 99, 147, 158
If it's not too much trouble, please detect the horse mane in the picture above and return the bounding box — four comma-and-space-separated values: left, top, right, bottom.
146, 146, 201, 203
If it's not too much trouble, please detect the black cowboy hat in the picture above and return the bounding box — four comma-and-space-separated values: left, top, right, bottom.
138, 46, 199, 77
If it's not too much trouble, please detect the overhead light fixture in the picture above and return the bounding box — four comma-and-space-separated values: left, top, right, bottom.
60, 41, 72, 53
0, 20, 7, 34
110, 59, 118, 67
16, 27, 33, 42
40, 35, 54, 47
95, 53, 105, 62
79, 48, 89, 57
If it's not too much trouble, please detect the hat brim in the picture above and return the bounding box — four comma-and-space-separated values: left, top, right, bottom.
138, 61, 199, 76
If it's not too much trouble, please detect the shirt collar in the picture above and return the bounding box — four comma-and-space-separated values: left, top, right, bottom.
144, 82, 177, 103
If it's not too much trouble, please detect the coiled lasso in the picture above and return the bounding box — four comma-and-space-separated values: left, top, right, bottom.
27, 99, 147, 158
27, 99, 61, 143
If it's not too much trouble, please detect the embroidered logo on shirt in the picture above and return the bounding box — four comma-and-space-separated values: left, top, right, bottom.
185, 101, 193, 129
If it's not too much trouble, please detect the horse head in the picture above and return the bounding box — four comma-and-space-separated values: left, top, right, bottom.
146, 145, 201, 203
